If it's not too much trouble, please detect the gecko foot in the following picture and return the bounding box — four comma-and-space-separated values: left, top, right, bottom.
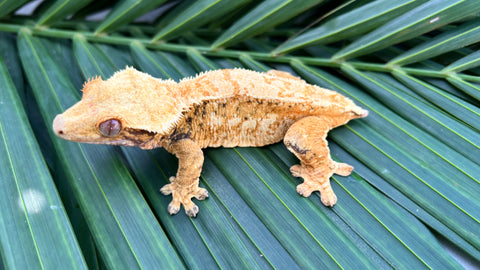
296, 182, 337, 206
290, 162, 351, 207
160, 177, 209, 217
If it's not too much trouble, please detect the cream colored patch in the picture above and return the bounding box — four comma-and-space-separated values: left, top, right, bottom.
240, 120, 258, 145
241, 119, 257, 130
209, 114, 225, 127
227, 117, 242, 127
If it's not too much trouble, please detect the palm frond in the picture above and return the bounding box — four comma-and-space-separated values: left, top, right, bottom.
0, 0, 479, 268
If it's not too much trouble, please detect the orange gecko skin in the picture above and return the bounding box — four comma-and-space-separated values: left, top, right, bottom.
53, 67, 368, 217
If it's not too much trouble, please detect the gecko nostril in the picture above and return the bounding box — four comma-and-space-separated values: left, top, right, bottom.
52, 114, 66, 137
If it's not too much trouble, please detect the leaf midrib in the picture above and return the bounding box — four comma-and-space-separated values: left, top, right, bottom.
2, 23, 480, 83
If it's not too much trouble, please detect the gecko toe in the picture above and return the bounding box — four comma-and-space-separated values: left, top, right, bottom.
290, 165, 303, 177
321, 192, 337, 207
167, 201, 181, 215
296, 183, 314, 197
185, 204, 199, 218
160, 183, 173, 195
195, 188, 209, 200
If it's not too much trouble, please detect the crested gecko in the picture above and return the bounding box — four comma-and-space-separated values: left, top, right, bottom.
53, 67, 368, 217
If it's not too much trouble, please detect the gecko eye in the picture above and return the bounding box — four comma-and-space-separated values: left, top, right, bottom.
99, 119, 122, 137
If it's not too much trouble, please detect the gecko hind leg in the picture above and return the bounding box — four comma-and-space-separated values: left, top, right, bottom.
284, 116, 353, 207
160, 139, 208, 217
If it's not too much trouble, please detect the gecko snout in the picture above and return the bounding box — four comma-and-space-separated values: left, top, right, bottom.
52, 114, 66, 137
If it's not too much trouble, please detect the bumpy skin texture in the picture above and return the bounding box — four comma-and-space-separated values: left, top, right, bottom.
53, 67, 368, 217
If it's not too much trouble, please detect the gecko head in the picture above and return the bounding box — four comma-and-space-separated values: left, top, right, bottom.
52, 67, 184, 148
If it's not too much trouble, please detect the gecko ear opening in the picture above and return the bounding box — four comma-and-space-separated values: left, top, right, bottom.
98, 118, 122, 137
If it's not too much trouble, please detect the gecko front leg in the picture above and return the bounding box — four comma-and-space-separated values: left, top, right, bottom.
160, 138, 208, 217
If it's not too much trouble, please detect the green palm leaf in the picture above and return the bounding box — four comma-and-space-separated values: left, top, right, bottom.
95, 0, 167, 34
333, 0, 480, 61
447, 76, 480, 101
211, 0, 325, 49
35, 0, 93, 27
443, 50, 480, 72
0, 41, 87, 270
388, 19, 480, 66
0, 1, 479, 269
152, 0, 252, 42
0, 0, 29, 18
272, 0, 426, 55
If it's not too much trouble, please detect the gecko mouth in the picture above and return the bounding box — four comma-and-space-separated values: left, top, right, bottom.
77, 139, 137, 146
54, 132, 138, 146
54, 134, 150, 147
